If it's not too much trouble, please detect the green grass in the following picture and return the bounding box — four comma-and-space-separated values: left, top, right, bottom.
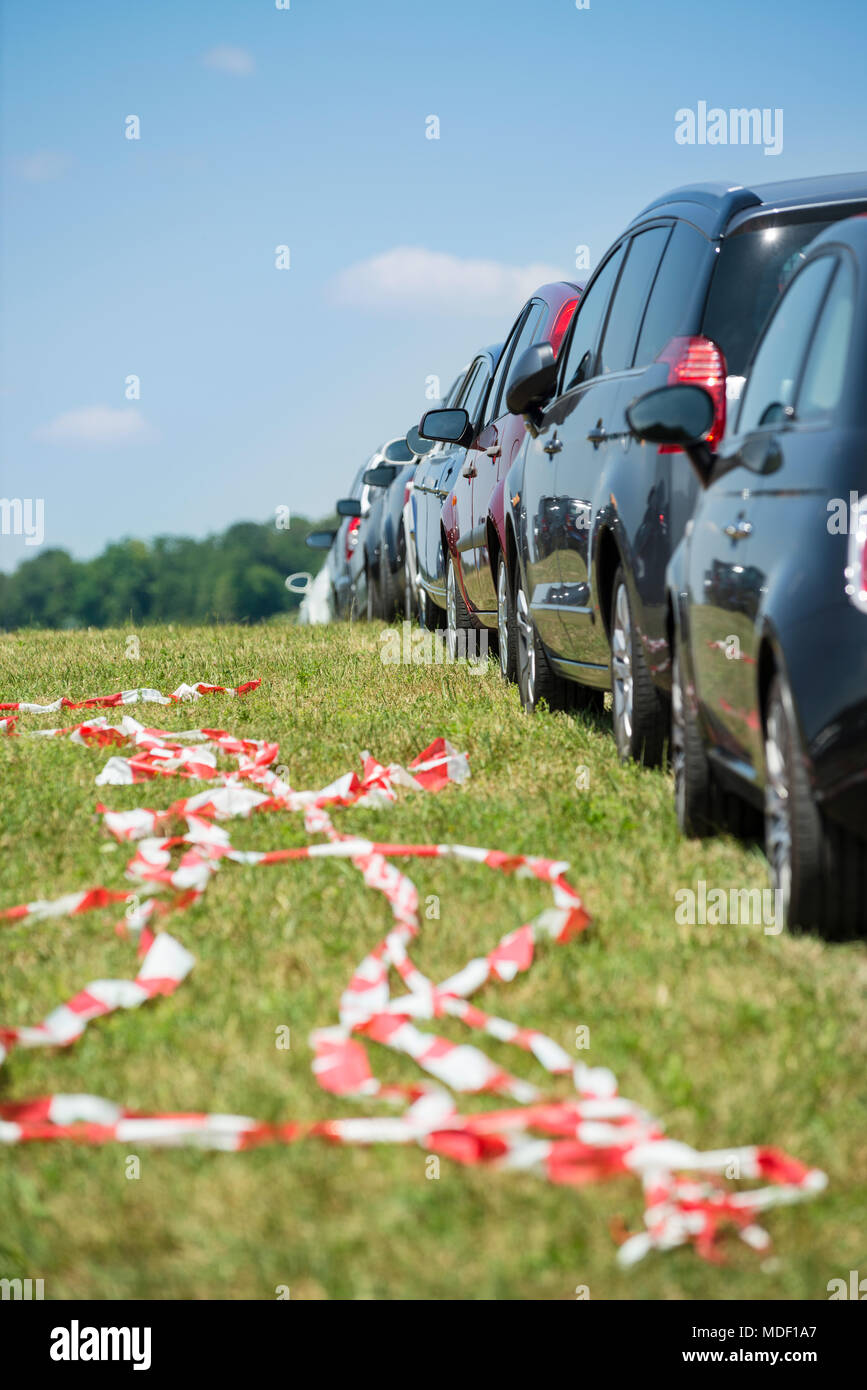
0, 622, 864, 1301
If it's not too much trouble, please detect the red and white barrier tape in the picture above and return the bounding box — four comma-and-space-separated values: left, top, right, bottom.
0, 681, 826, 1265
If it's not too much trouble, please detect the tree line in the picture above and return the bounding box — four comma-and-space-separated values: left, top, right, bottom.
0, 517, 334, 629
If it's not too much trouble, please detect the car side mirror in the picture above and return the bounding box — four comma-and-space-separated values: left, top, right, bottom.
406, 424, 436, 456
419, 407, 473, 447
336, 498, 362, 517
363, 464, 400, 487
382, 437, 415, 464
626, 384, 716, 485
305, 529, 337, 550
506, 342, 558, 417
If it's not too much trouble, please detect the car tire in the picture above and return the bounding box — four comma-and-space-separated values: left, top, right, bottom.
610, 567, 667, 765
763, 672, 866, 937
671, 646, 716, 837
496, 555, 518, 683
380, 553, 398, 621
514, 569, 584, 713
366, 567, 381, 622
403, 534, 415, 621
422, 589, 446, 631
446, 553, 477, 660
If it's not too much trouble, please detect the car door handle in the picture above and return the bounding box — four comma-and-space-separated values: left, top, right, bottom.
586, 425, 607, 445
484, 445, 501, 458
462, 463, 477, 478
724, 519, 753, 542
543, 436, 562, 456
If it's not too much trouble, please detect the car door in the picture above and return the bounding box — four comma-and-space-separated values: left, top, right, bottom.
553, 228, 672, 664
516, 248, 625, 656
597, 220, 709, 683
688, 252, 842, 771
447, 337, 518, 609
518, 242, 627, 658
414, 365, 476, 597
464, 300, 547, 612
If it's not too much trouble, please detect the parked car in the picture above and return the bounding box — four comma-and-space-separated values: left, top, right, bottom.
365, 434, 437, 622
352, 438, 420, 619
298, 559, 335, 625
500, 171, 867, 757
400, 424, 438, 622
412, 353, 501, 629
323, 462, 372, 618
421, 283, 580, 674
627, 214, 867, 936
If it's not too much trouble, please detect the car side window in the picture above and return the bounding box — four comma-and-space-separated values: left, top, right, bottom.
558, 243, 626, 394
483, 312, 526, 426
499, 300, 546, 412
797, 259, 855, 421
634, 222, 708, 365
459, 358, 491, 427
597, 226, 670, 375
737, 256, 837, 434
486, 301, 545, 423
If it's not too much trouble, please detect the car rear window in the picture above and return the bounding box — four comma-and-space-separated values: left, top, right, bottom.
703, 206, 865, 375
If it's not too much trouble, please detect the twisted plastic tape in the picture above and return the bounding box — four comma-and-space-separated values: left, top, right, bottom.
0, 681, 825, 1265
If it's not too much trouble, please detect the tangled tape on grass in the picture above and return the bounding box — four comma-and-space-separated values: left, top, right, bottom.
0, 679, 826, 1265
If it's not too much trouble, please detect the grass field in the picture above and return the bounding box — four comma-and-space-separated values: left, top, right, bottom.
0, 622, 864, 1301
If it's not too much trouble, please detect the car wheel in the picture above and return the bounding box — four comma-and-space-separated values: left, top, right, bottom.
403, 536, 415, 621
514, 571, 585, 713
610, 568, 667, 765
762, 672, 867, 937
366, 567, 381, 622
379, 554, 397, 621
671, 646, 716, 837
496, 555, 518, 683
446, 554, 476, 659
422, 590, 446, 631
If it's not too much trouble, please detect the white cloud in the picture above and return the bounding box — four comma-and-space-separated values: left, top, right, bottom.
201, 45, 255, 76
13, 152, 70, 182
329, 246, 568, 317
34, 406, 150, 446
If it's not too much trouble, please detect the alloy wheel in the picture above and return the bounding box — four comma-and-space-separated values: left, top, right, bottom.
404, 548, 414, 620
497, 561, 510, 680
611, 582, 634, 757
671, 653, 687, 828
446, 562, 457, 658
515, 583, 535, 708
764, 700, 793, 923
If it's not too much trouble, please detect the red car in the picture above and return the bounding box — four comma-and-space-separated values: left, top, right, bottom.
435, 282, 580, 676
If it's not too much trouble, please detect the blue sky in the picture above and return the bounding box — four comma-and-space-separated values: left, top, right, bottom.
2, 0, 866, 570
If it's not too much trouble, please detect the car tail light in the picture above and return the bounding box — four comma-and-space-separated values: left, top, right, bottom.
845, 495, 867, 613
550, 297, 578, 355
345, 515, 361, 564
655, 335, 727, 452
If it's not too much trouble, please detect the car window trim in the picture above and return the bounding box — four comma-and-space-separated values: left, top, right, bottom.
485, 306, 532, 425
793, 250, 857, 424
489, 298, 547, 423
596, 225, 672, 377
734, 251, 840, 436
555, 241, 629, 398
630, 222, 676, 369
